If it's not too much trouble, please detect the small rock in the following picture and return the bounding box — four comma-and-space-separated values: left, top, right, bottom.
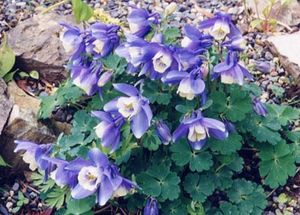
265, 51, 274, 61
9, 191, 14, 196
5, 202, 13, 210
270, 71, 278, 77
12, 183, 19, 191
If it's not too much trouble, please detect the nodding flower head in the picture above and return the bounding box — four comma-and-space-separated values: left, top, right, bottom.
173, 110, 228, 150
127, 7, 160, 38
252, 97, 268, 117
199, 12, 241, 40
213, 51, 253, 85
156, 121, 172, 145
143, 197, 159, 215
87, 22, 120, 57
103, 84, 153, 139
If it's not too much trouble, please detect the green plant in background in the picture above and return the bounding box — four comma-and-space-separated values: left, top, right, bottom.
249, 0, 293, 32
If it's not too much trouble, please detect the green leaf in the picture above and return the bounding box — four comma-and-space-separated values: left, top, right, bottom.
66, 196, 95, 215
209, 133, 242, 155
219, 202, 239, 215
101, 54, 127, 75
0, 34, 15, 78
210, 86, 252, 122
170, 139, 213, 172
137, 164, 180, 201
143, 80, 172, 105
163, 27, 181, 45
226, 179, 267, 214
267, 104, 300, 127
29, 70, 39, 79
217, 153, 244, 172
242, 113, 282, 145
71, 0, 93, 23
286, 131, 300, 163
38, 79, 84, 119
0, 155, 9, 167
206, 168, 233, 190
161, 199, 188, 215
270, 85, 284, 98
250, 19, 262, 29
259, 141, 296, 188
175, 100, 197, 114
45, 187, 70, 209
183, 173, 216, 202
142, 129, 161, 151
187, 201, 205, 215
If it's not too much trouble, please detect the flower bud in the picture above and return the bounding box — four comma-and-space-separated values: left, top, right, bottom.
164, 2, 177, 16
143, 197, 159, 215
252, 97, 268, 117
156, 121, 172, 145
98, 71, 113, 87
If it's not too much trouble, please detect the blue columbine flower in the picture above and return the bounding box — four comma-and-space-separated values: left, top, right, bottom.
60, 23, 84, 56
127, 7, 160, 38
104, 84, 153, 139
86, 22, 120, 57
14, 141, 53, 177
181, 25, 213, 54
71, 61, 102, 96
252, 97, 268, 117
213, 51, 253, 85
163, 67, 205, 100
43, 157, 78, 188
115, 34, 149, 69
65, 148, 137, 206
222, 34, 247, 51
173, 110, 228, 150
176, 48, 202, 71
156, 121, 172, 145
143, 197, 159, 215
92, 111, 125, 152
116, 34, 180, 80
199, 12, 241, 40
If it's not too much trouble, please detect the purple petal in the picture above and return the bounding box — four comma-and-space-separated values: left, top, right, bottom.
190, 78, 205, 94
65, 158, 93, 172
88, 148, 109, 167
131, 108, 150, 139
172, 124, 189, 142
71, 184, 95, 199
98, 176, 114, 206
189, 139, 207, 150
113, 83, 139, 97
91, 111, 113, 122
103, 98, 119, 112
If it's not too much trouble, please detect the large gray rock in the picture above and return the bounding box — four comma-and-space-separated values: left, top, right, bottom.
7, 12, 77, 84
247, 0, 300, 26
267, 32, 300, 86
0, 81, 55, 176
0, 78, 13, 135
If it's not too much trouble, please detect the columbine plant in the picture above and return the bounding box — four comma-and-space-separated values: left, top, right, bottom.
16, 2, 300, 215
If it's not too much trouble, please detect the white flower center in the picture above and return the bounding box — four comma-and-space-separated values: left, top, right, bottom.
117, 96, 140, 118
152, 51, 172, 73
181, 36, 193, 48
112, 186, 130, 198
210, 21, 230, 40
129, 47, 143, 67
78, 166, 102, 191
93, 39, 105, 54
95, 121, 110, 139
188, 123, 207, 142
177, 79, 195, 100
129, 23, 141, 34
22, 151, 38, 171
221, 73, 235, 84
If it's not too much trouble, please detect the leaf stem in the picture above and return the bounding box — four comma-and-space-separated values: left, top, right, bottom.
41, 0, 69, 14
